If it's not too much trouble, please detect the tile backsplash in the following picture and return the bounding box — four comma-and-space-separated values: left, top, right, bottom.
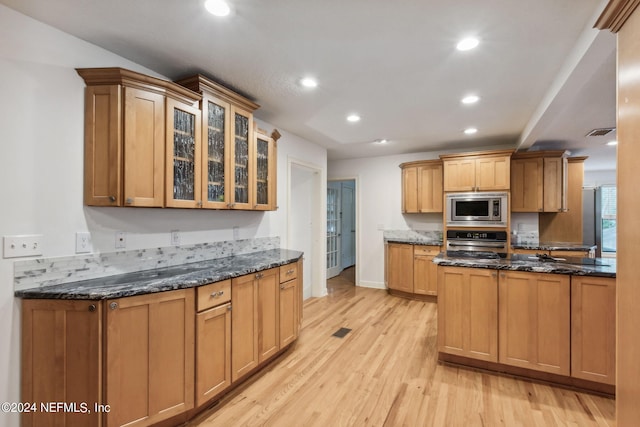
14, 236, 280, 292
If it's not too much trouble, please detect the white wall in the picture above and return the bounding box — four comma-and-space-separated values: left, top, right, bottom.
584, 169, 616, 187
0, 6, 326, 425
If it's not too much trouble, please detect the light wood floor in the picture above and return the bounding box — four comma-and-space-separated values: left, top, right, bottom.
189, 269, 615, 426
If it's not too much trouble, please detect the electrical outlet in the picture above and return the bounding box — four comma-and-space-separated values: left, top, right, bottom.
3, 235, 43, 258
115, 231, 126, 249
75, 232, 92, 254
170, 230, 180, 246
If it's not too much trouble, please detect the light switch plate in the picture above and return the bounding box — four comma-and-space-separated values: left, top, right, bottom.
3, 235, 43, 258
170, 230, 180, 246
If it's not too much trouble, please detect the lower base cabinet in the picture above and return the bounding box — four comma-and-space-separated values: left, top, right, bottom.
498, 271, 570, 376
386, 243, 440, 297
104, 289, 195, 427
21, 261, 302, 427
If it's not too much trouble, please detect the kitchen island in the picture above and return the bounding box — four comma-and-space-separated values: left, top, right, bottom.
435, 251, 615, 394
17, 249, 303, 427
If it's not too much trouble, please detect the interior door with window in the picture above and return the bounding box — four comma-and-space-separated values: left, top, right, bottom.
327, 182, 341, 279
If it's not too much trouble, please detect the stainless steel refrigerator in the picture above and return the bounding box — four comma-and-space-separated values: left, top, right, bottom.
583, 187, 602, 257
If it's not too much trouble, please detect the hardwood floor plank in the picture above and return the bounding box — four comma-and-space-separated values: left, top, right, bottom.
189, 280, 615, 427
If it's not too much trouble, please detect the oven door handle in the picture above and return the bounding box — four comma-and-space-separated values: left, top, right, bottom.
448, 241, 506, 248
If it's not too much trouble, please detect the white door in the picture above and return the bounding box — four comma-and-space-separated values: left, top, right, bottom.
327, 182, 341, 278
341, 181, 355, 268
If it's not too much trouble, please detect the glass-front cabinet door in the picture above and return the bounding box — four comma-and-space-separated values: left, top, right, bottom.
230, 106, 254, 209
253, 128, 277, 210
202, 95, 231, 209
166, 99, 202, 208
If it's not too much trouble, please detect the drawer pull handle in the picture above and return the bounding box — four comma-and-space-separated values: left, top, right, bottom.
211, 290, 225, 298
286, 269, 295, 275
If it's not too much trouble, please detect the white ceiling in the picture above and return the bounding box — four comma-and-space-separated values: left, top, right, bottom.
0, 0, 617, 170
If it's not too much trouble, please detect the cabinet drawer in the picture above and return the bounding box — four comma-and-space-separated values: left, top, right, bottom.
414, 245, 441, 256
197, 280, 231, 312
279, 263, 298, 283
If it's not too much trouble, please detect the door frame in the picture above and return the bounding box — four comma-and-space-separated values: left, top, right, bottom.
287, 158, 327, 298
328, 176, 359, 287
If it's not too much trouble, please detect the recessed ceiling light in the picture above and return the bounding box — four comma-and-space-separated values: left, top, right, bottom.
464, 127, 478, 135
347, 114, 361, 123
461, 95, 480, 104
373, 139, 388, 145
300, 77, 318, 88
607, 140, 618, 146
205, 0, 231, 17
456, 37, 479, 51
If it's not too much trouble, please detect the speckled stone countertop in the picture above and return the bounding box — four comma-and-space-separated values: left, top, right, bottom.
511, 242, 597, 251
15, 249, 303, 300
433, 252, 615, 278
383, 230, 443, 246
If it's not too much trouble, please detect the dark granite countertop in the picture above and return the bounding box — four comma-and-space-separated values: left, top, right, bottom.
15, 249, 303, 300
511, 242, 597, 251
383, 230, 443, 246
433, 252, 615, 278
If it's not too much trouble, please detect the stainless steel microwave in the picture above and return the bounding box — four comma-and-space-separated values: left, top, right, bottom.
446, 192, 508, 227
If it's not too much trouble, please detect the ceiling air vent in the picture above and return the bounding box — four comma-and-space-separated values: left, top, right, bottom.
585, 127, 615, 137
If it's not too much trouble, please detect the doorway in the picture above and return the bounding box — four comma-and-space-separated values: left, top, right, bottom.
326, 179, 357, 281
289, 160, 326, 299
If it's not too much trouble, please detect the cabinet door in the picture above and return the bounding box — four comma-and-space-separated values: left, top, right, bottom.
386, 243, 414, 293
571, 276, 616, 385
543, 157, 567, 212
83, 85, 122, 207
511, 158, 543, 212
253, 131, 276, 210
402, 166, 419, 213
498, 271, 570, 375
414, 246, 440, 295
21, 300, 102, 427
280, 278, 299, 347
437, 267, 498, 361
476, 156, 510, 190
419, 163, 443, 212
123, 87, 165, 207
258, 268, 280, 363
443, 159, 475, 191
196, 303, 232, 406
166, 99, 202, 208
105, 289, 195, 427
229, 106, 254, 209
202, 95, 232, 209
231, 274, 259, 381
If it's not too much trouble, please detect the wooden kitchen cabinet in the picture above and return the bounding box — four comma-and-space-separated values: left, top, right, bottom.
231, 273, 259, 381
440, 150, 513, 192
413, 245, 440, 295
400, 160, 443, 213
498, 271, 570, 376
437, 266, 498, 362
21, 300, 102, 427
279, 262, 300, 347
77, 68, 201, 208
386, 243, 414, 293
571, 276, 616, 385
510, 151, 568, 212
253, 127, 279, 210
257, 268, 281, 363
166, 98, 203, 208
195, 280, 232, 406
104, 289, 195, 427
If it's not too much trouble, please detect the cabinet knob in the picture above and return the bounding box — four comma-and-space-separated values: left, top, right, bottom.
280, 285, 285, 290
228, 305, 232, 311
197, 200, 203, 207
88, 304, 96, 312
492, 272, 497, 278
125, 198, 133, 205
109, 302, 118, 310
109, 196, 116, 203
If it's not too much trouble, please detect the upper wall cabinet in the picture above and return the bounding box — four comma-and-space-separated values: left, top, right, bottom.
176, 75, 279, 211
400, 160, 443, 213
78, 68, 201, 207
511, 151, 568, 212
253, 127, 279, 211
440, 150, 513, 192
